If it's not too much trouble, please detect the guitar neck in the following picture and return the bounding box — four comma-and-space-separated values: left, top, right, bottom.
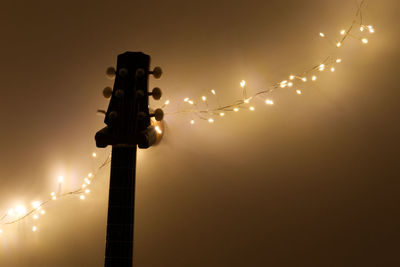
105, 146, 137, 267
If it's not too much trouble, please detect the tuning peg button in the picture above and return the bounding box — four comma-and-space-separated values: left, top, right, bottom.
103, 87, 113, 99
150, 67, 162, 79
150, 108, 164, 121
106, 67, 116, 79
149, 87, 162, 100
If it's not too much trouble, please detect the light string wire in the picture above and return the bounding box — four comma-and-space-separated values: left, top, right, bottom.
161, 0, 374, 124
0, 0, 374, 235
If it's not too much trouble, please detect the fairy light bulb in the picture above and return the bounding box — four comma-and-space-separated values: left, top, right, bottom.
188, 100, 194, 105
32, 201, 41, 209
88, 173, 93, 178
184, 97, 189, 102
368, 25, 374, 33
32, 226, 37, 232
289, 75, 295, 80
288, 82, 293, 87
58, 176, 64, 184
336, 42, 342, 47
244, 98, 250, 103
50, 192, 55, 197
85, 189, 91, 194
40, 210, 45, 215
92, 152, 97, 158
360, 26, 364, 32
80, 195, 85, 200
312, 76, 317, 81
331, 67, 335, 72
302, 77, 307, 82
190, 120, 195, 125
219, 113, 225, 117
296, 90, 302, 95
336, 58, 342, 63
340, 29, 346, 35
8, 209, 14, 215
202, 96, 207, 101
319, 64, 325, 71
249, 106, 255, 111
155, 126, 162, 134
265, 99, 274, 105
208, 118, 214, 123
33, 214, 39, 220
0, 229, 3, 234
164, 100, 170, 105
211, 89, 216, 95
233, 107, 239, 112
240, 80, 246, 88
16, 205, 27, 215
52, 196, 57, 200
319, 32, 325, 37
84, 178, 91, 185
362, 38, 368, 44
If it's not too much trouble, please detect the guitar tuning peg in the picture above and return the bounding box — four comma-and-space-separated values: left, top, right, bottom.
106, 67, 116, 79
103, 86, 113, 99
149, 87, 162, 100
150, 108, 164, 121
150, 66, 162, 79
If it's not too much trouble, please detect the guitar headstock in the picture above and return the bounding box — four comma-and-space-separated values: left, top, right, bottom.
95, 52, 164, 148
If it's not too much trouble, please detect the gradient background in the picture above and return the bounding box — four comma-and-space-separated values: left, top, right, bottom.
0, 0, 399, 266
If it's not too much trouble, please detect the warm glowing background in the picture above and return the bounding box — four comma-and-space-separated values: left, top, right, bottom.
1, 0, 399, 266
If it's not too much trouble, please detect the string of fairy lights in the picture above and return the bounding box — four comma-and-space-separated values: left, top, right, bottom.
161, 0, 373, 125
0, 1, 374, 236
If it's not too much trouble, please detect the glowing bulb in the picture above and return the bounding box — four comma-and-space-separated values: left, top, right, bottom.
330, 67, 335, 72
211, 89, 216, 95
80, 195, 86, 200
301, 77, 307, 82
289, 75, 295, 80
52, 196, 57, 200
33, 214, 39, 220
16, 205, 27, 215
202, 96, 207, 101
8, 209, 14, 215
312, 76, 317, 81
240, 80, 246, 88
40, 210, 45, 215
296, 90, 302, 95
190, 120, 195, 125
0, 229, 3, 234
188, 100, 194, 105
249, 106, 255, 111
92, 152, 97, 158
265, 99, 274, 105
340, 29, 346, 35
244, 98, 250, 103
82, 184, 87, 189
58, 176, 64, 183
32, 201, 41, 209
32, 226, 37, 232
368, 25, 375, 33
184, 97, 189, 102
88, 173, 93, 178
233, 107, 239, 112
336, 42, 342, 47
219, 113, 225, 117
84, 178, 91, 185
208, 118, 214, 123
319, 32, 325, 37
288, 82, 293, 87
336, 58, 342, 63
85, 189, 91, 194
361, 38, 368, 44
155, 126, 162, 134
360, 26, 364, 32
319, 64, 325, 71
164, 100, 170, 105
50, 192, 55, 196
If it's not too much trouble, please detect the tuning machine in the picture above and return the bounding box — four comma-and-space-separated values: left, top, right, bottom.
150, 108, 164, 121
149, 87, 162, 100
149, 66, 162, 79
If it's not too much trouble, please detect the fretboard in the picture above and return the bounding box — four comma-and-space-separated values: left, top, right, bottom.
105, 146, 137, 267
